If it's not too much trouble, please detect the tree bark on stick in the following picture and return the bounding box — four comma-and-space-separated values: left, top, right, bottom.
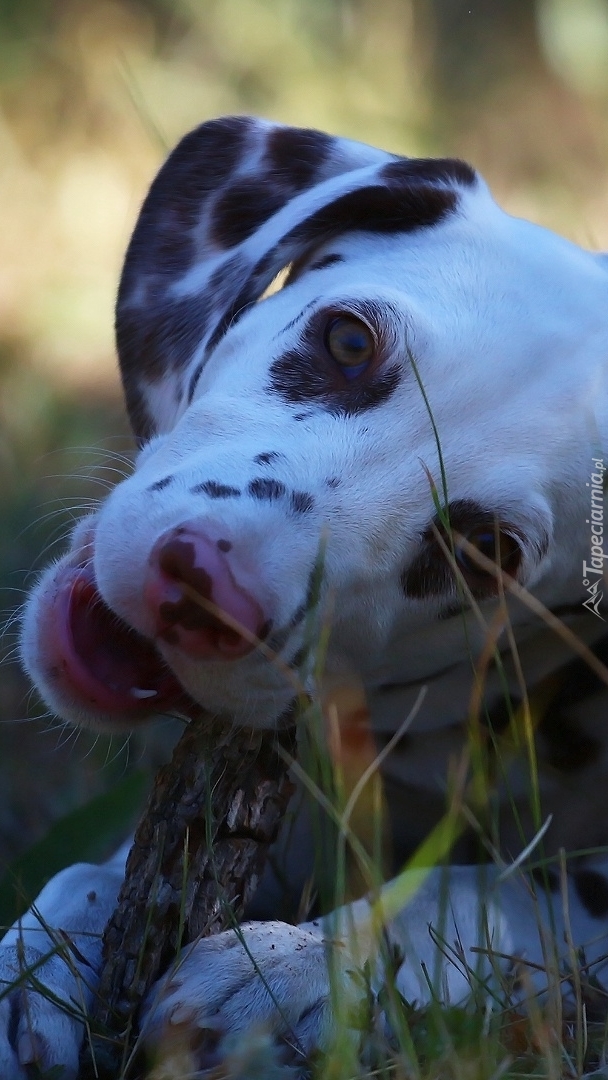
84, 715, 296, 1073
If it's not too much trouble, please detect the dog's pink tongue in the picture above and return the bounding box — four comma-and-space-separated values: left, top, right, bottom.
61, 566, 186, 715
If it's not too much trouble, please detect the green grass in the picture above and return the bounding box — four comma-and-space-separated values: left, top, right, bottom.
4, 604, 608, 1079
3, 371, 608, 1079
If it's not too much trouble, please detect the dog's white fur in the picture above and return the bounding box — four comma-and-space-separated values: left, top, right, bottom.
2, 118, 608, 1077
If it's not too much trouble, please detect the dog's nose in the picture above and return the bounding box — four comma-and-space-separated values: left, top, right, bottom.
145, 526, 267, 659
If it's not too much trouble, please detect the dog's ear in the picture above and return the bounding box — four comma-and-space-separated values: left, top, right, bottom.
115, 117, 392, 438
116, 116, 475, 439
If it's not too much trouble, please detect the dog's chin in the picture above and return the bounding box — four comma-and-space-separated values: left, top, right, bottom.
20, 554, 202, 733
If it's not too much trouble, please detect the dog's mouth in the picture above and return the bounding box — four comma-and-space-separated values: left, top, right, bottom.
55, 563, 192, 719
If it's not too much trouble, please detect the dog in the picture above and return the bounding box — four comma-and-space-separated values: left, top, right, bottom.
1, 116, 608, 1077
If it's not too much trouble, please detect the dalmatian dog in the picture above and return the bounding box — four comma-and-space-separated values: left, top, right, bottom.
2, 116, 608, 1077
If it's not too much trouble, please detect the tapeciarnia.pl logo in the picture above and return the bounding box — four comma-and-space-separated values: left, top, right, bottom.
582, 457, 606, 619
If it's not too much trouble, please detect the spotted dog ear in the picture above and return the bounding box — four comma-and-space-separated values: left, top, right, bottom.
116, 116, 476, 439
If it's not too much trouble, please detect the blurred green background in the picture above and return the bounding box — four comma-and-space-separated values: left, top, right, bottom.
1, 0, 608, 878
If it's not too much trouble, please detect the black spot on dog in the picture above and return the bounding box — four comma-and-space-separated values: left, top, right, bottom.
326, 476, 340, 488
288, 603, 307, 629
269, 295, 404, 416
533, 632, 608, 752
530, 866, 560, 894
308, 252, 345, 272
539, 630, 608, 725
293, 413, 310, 421
291, 491, 315, 514
437, 601, 469, 620
290, 644, 309, 670
205, 255, 234, 293
539, 712, 602, 773
270, 347, 401, 415
149, 476, 174, 492
403, 519, 460, 600
265, 602, 308, 655
203, 252, 264, 356
123, 388, 156, 442
120, 117, 253, 281
284, 252, 344, 288
187, 360, 204, 404
192, 480, 241, 498
477, 693, 520, 737
288, 183, 457, 248
7, 993, 19, 1051
403, 557, 449, 600
212, 181, 288, 248
253, 451, 281, 465
118, 294, 212, 390
265, 603, 306, 659
249, 478, 286, 501
273, 301, 319, 340
574, 869, 608, 918
381, 157, 476, 188
265, 126, 333, 189
217, 538, 232, 552
207, 253, 249, 307
402, 500, 529, 602
116, 117, 255, 434
251, 249, 274, 282
203, 180, 458, 358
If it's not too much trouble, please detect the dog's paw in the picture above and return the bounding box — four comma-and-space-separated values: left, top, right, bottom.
140, 920, 356, 1070
0, 943, 89, 1080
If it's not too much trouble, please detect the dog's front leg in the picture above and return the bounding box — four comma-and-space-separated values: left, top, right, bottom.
0, 841, 130, 1080
139, 864, 528, 1070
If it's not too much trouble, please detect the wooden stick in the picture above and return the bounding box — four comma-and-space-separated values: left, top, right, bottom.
84, 715, 297, 1073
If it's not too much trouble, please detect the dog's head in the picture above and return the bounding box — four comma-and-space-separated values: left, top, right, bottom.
21, 117, 608, 731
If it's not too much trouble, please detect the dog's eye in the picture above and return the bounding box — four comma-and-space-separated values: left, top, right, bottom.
324, 316, 375, 378
455, 527, 521, 581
